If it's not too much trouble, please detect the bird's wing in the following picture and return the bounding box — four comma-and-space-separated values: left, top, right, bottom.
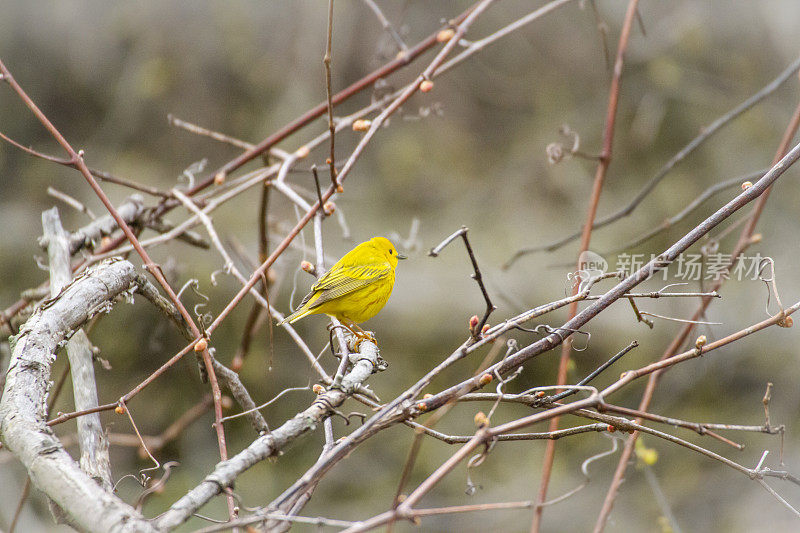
304, 263, 392, 308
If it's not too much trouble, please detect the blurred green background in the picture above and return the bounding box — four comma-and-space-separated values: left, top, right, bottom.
2, 1, 800, 531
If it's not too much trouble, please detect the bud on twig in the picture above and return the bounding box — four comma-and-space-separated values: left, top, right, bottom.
352, 119, 371, 132
695, 335, 706, 350
468, 315, 479, 335
301, 260, 316, 276
474, 411, 489, 428
436, 28, 455, 42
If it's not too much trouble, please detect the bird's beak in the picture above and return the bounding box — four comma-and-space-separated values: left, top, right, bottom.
397, 252, 408, 260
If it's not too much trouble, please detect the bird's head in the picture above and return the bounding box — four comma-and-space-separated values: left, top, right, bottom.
370, 237, 407, 267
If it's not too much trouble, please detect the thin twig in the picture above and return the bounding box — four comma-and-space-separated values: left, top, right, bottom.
47, 187, 96, 219
361, 0, 408, 53
533, 3, 640, 529
549, 341, 638, 402
324, 0, 338, 189
199, 5, 477, 188
506, 54, 800, 265
594, 90, 800, 533
0, 58, 235, 518
604, 170, 765, 253
430, 226, 496, 339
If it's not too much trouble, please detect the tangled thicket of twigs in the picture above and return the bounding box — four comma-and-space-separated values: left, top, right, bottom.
2, 2, 800, 532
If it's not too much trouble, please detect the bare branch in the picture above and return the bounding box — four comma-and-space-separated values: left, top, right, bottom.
0, 259, 156, 532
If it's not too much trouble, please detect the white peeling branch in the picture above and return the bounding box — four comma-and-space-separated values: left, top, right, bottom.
42, 207, 113, 490
155, 340, 387, 531
39, 194, 145, 255
0, 258, 157, 533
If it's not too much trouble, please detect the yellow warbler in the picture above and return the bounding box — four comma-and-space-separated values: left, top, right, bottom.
278, 237, 406, 340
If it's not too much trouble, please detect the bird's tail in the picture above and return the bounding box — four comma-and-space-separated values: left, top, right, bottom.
276, 307, 313, 326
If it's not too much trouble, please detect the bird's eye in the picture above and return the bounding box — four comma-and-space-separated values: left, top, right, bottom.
389, 249, 393, 254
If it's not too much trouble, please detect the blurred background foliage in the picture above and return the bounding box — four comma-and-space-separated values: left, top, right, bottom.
1, 1, 800, 531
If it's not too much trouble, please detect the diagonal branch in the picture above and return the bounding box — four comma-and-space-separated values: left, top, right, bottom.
593, 92, 800, 533
154, 338, 385, 530
506, 53, 800, 263
0, 56, 237, 520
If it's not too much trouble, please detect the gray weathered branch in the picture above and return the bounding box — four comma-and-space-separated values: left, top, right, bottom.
0, 258, 157, 533
43, 207, 113, 491
38, 194, 145, 255
154, 341, 386, 530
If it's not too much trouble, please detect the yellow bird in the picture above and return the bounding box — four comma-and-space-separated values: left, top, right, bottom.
278, 237, 406, 341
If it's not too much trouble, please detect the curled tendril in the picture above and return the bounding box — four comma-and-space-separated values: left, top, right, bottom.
464, 439, 497, 496
516, 324, 591, 351
505, 338, 519, 355
210, 263, 234, 287
757, 257, 784, 316
175, 279, 213, 325
34, 254, 49, 272
177, 158, 208, 189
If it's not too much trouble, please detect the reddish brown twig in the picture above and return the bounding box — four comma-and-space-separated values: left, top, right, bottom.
200, 0, 494, 342
342, 295, 800, 532
188, 5, 476, 191
324, 0, 338, 189
593, 92, 800, 532
532, 2, 640, 530
0, 58, 236, 518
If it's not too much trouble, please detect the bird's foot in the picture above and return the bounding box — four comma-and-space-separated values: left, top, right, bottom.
349, 330, 377, 351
